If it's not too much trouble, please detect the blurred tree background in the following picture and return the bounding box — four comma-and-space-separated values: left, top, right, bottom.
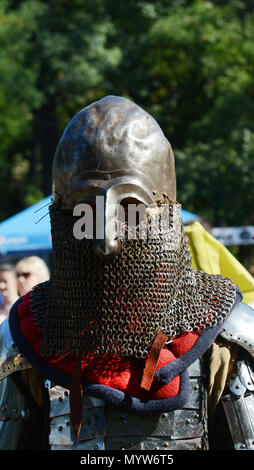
1, 0, 254, 265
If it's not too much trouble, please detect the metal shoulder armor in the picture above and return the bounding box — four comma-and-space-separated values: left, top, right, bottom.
0, 318, 32, 380
219, 302, 254, 357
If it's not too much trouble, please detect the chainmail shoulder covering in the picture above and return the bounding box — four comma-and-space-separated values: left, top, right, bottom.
31, 202, 236, 360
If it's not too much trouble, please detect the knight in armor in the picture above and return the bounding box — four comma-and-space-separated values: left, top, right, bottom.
1, 95, 254, 451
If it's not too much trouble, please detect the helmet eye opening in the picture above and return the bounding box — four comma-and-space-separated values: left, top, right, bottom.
119, 197, 147, 226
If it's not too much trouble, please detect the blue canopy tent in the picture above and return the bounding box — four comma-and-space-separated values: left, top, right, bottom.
0, 196, 52, 256
181, 209, 198, 225
0, 196, 198, 255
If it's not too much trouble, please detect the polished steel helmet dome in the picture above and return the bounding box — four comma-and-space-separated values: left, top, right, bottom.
52, 95, 176, 210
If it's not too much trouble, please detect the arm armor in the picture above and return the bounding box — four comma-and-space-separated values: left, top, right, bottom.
0, 318, 32, 380
219, 302, 254, 358
221, 357, 254, 450
219, 302, 254, 449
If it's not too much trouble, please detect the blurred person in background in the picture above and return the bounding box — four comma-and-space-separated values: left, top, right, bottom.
0, 258, 49, 449
0, 264, 18, 324
15, 256, 50, 296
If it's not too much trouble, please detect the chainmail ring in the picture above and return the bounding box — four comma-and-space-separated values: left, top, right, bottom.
31, 202, 236, 359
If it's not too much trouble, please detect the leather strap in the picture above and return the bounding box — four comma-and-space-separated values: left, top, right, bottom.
70, 356, 83, 440
141, 331, 168, 391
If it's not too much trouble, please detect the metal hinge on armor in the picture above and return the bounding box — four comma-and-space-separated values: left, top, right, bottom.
222, 359, 254, 450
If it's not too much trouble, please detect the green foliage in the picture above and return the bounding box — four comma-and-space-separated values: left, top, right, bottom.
137, 1, 254, 226
175, 128, 254, 225
0, 0, 254, 233
0, 0, 121, 215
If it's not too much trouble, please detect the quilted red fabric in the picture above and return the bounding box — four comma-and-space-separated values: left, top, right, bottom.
17, 292, 200, 400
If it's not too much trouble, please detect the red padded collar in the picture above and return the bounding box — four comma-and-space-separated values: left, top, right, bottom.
17, 292, 200, 400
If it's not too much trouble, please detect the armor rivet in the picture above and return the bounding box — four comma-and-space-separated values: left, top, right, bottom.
186, 418, 191, 424
64, 391, 69, 396
240, 444, 246, 449
58, 425, 63, 431
235, 385, 240, 389
194, 413, 199, 418
66, 421, 71, 426
155, 446, 160, 450
163, 442, 170, 448
58, 397, 62, 402
93, 445, 99, 450
194, 385, 199, 390
153, 190, 157, 195
162, 413, 168, 419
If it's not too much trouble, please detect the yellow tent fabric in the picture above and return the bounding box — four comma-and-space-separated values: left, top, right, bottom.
184, 221, 254, 305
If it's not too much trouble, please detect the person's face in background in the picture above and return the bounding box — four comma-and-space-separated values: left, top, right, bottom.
0, 270, 18, 305
16, 270, 41, 296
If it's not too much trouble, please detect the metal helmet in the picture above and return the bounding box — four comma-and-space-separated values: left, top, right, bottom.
52, 95, 176, 258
